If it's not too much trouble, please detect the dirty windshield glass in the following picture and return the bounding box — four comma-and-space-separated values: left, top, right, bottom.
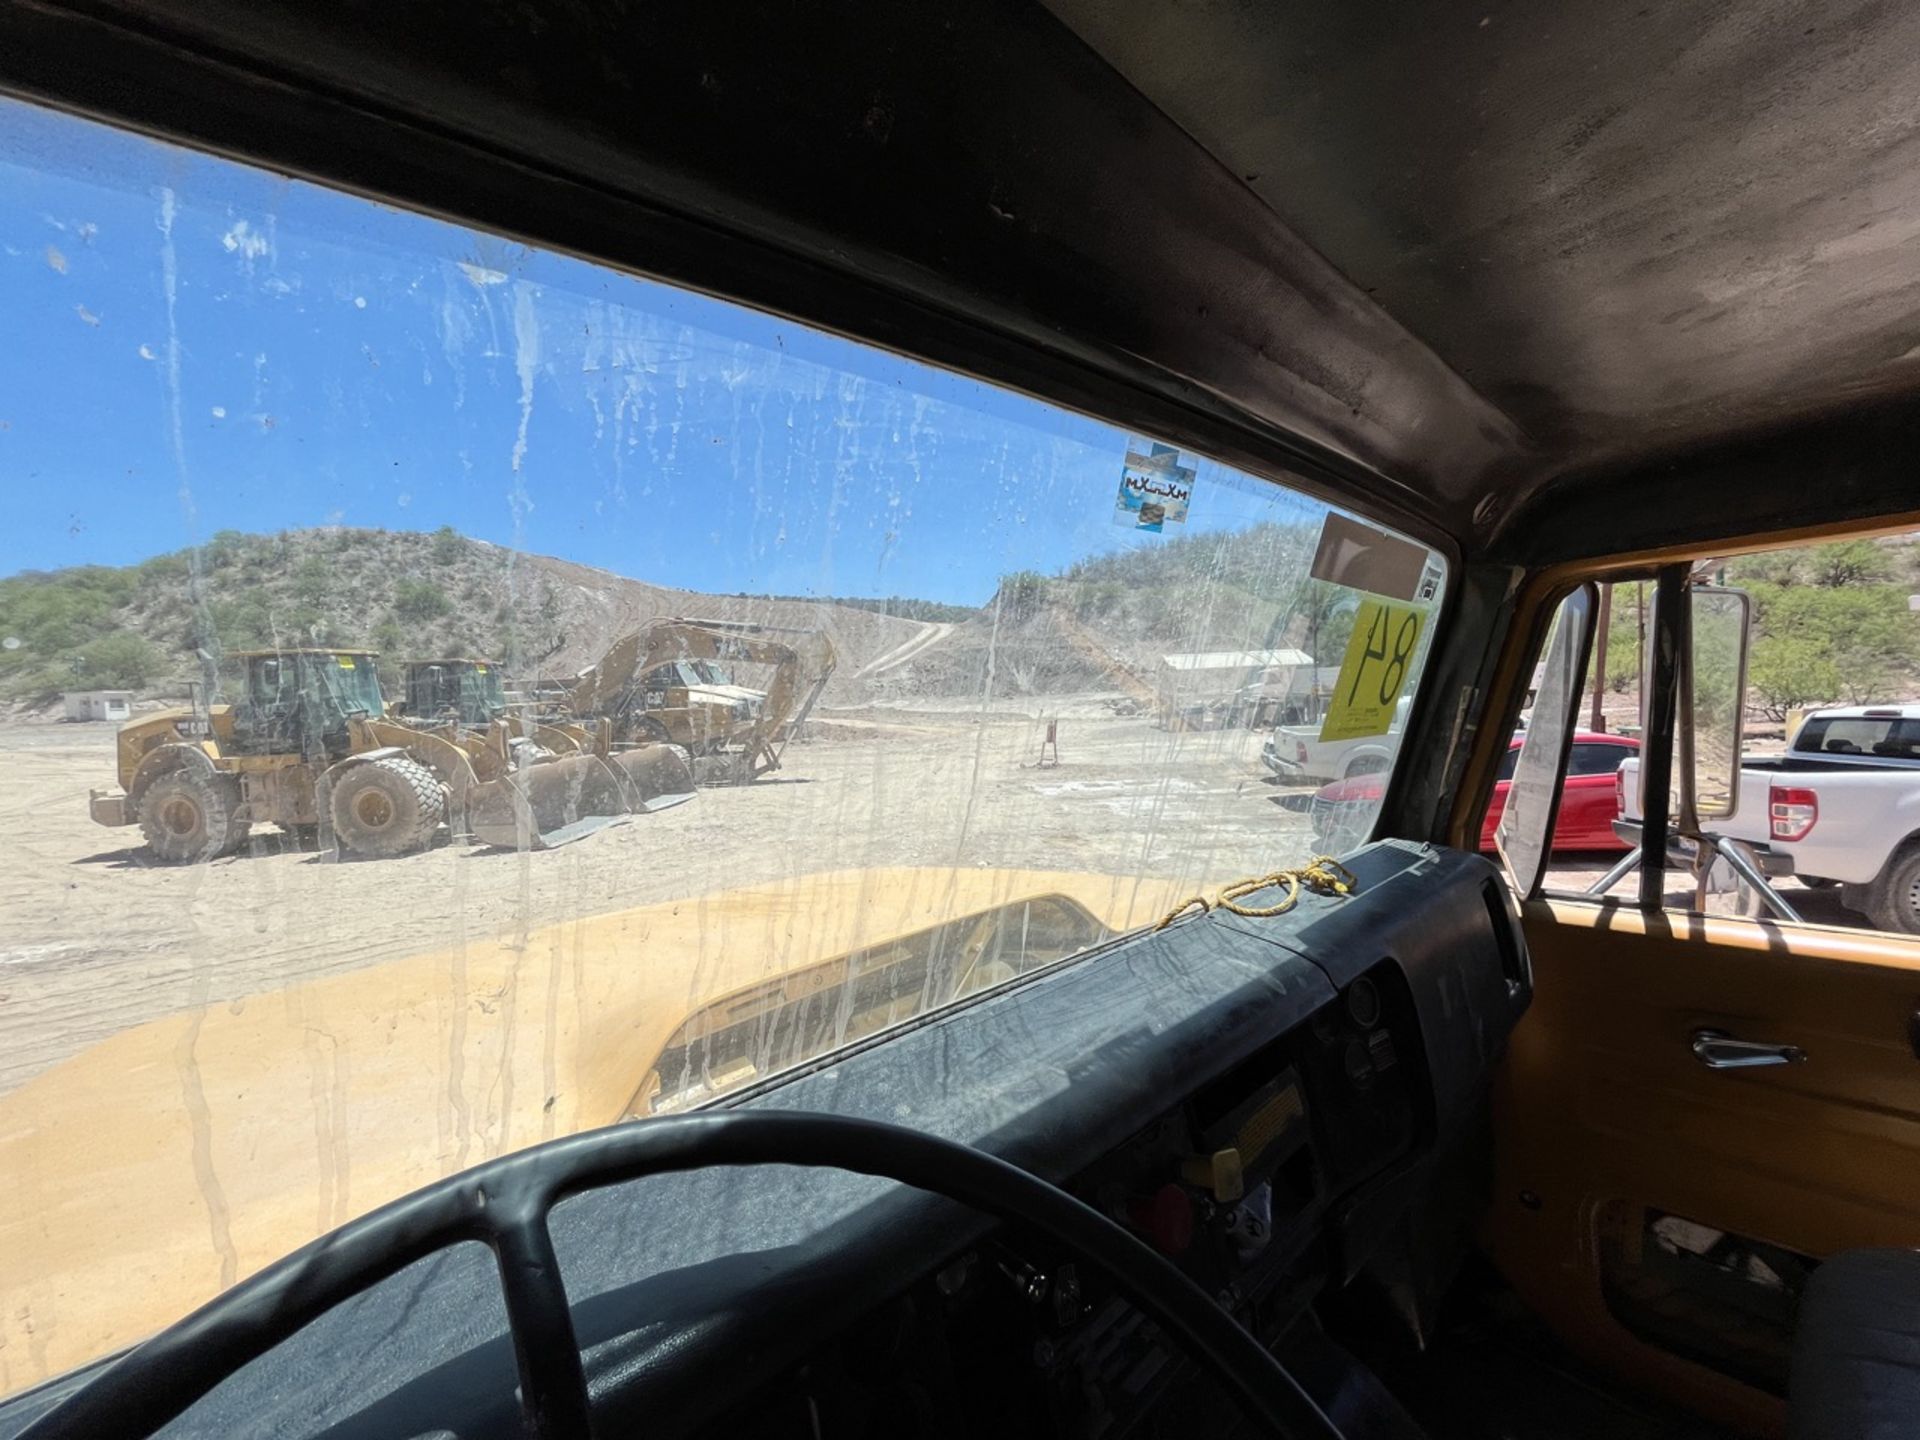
320, 652, 384, 717
0, 97, 1446, 1392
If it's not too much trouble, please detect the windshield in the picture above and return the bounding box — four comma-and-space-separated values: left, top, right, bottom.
463, 662, 506, 714
0, 95, 1446, 1392
310, 652, 383, 717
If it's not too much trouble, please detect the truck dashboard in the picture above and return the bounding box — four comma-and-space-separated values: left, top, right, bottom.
1, 842, 1523, 1438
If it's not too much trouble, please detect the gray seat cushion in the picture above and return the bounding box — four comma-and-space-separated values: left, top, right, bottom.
1791, 1249, 1920, 1440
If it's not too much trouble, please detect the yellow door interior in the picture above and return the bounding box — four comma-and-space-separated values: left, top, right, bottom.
1488, 899, 1920, 1435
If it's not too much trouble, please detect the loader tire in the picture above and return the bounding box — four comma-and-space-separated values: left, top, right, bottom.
137, 770, 248, 864
330, 757, 445, 858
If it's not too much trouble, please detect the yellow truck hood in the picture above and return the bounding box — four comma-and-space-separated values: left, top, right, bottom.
0, 866, 1181, 1394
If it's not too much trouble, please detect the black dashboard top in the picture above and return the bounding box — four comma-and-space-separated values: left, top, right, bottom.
0, 842, 1524, 1439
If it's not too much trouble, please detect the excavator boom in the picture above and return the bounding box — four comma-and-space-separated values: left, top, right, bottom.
560, 618, 835, 781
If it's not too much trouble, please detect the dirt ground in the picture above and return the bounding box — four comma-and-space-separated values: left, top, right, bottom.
0, 710, 1318, 1094
1541, 853, 1875, 926
5, 712, 1887, 1098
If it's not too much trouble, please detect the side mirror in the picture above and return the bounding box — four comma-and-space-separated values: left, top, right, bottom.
1642, 584, 1751, 829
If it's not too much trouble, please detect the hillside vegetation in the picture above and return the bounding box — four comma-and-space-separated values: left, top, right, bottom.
866, 522, 1366, 701
1596, 538, 1920, 717
0, 528, 571, 701
0, 520, 1353, 708
0, 527, 950, 704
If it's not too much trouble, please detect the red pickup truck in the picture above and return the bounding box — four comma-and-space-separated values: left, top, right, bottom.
1311, 731, 1640, 855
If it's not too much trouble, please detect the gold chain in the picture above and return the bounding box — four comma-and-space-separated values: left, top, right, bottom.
1154, 856, 1359, 932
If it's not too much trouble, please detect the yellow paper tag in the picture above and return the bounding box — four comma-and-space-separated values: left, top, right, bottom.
337, 657, 356, 670
1319, 598, 1424, 742
475, 664, 488, 675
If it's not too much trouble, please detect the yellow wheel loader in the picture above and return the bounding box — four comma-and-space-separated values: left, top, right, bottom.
396, 656, 593, 772
396, 656, 696, 845
88, 649, 692, 862
561, 618, 835, 785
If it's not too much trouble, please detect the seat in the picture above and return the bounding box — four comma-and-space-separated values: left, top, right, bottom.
1790, 1249, 1920, 1440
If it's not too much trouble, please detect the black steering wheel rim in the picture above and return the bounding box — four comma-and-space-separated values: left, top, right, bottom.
18, 1111, 1342, 1440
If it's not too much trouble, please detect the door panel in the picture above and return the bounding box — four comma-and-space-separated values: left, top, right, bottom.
1488, 899, 1920, 1435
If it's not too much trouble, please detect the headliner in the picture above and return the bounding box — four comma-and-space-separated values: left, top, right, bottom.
4, 0, 1917, 562
1051, 0, 1920, 461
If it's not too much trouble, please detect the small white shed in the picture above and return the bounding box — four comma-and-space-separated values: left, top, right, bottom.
63, 690, 134, 722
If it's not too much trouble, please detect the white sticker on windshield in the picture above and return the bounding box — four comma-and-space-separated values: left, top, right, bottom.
1114, 443, 1194, 531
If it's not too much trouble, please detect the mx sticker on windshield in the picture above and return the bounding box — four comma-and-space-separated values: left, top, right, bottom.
1320, 597, 1424, 742
1114, 443, 1194, 531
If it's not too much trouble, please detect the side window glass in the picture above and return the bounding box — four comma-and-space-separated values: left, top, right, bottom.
1592, 534, 1920, 938
1568, 742, 1627, 777
1495, 587, 1595, 895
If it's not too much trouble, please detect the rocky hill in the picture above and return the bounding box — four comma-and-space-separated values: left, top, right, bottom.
0, 527, 943, 707
0, 519, 1376, 715
857, 522, 1343, 702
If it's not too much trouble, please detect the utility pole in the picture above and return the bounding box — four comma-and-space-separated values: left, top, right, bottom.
1590, 582, 1612, 732
1636, 581, 1647, 733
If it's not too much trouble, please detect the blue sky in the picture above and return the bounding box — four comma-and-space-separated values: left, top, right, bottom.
0, 97, 1335, 604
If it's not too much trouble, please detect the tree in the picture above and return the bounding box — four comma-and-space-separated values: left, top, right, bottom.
1745, 580, 1918, 717
291, 554, 330, 609
1293, 581, 1357, 665
69, 633, 164, 689
1603, 593, 1645, 694
1726, 549, 1805, 587
430, 525, 464, 566
393, 579, 452, 622
1748, 633, 1843, 719
998, 571, 1049, 620
201, 595, 273, 649
204, 530, 248, 570
1807, 539, 1892, 589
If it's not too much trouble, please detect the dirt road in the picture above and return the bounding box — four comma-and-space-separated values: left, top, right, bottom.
0, 713, 1314, 1092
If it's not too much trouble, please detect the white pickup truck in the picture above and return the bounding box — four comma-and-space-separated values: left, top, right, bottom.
1618, 704, 1920, 933
1262, 695, 1411, 783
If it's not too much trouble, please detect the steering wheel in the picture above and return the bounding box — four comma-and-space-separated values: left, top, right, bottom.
19, 1112, 1343, 1440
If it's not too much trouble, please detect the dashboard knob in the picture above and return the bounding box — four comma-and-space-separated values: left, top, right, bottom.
1346, 976, 1382, 1028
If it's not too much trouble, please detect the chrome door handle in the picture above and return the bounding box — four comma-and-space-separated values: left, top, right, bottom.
1691, 1028, 1806, 1069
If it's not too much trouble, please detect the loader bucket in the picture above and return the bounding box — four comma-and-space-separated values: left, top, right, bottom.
605, 743, 698, 813
467, 753, 632, 850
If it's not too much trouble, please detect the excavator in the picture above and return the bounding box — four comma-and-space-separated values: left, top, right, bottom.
560, 618, 835, 785
87, 647, 693, 860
